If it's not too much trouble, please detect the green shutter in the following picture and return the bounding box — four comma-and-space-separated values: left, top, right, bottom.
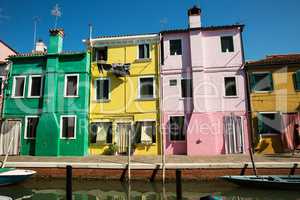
257, 113, 263, 134
268, 73, 273, 91
295, 71, 300, 91
249, 74, 256, 91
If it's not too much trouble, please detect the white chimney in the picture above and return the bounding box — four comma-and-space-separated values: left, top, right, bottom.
33, 39, 47, 53
188, 5, 201, 28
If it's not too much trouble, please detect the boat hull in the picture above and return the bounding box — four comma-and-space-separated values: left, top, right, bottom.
0, 169, 36, 186
220, 175, 300, 190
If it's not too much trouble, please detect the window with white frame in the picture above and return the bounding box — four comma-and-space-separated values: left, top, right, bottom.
138, 44, 150, 59
95, 78, 110, 101
139, 77, 155, 99
90, 122, 112, 144
61, 116, 76, 139
224, 77, 237, 97
134, 121, 156, 144
28, 75, 42, 98
221, 36, 234, 52
170, 39, 182, 55
12, 76, 26, 98
169, 116, 185, 141
65, 74, 79, 97
0, 76, 3, 95
25, 116, 39, 139
181, 79, 193, 98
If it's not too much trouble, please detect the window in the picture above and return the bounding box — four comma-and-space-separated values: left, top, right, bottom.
0, 76, 3, 95
170, 39, 182, 55
134, 121, 156, 144
257, 113, 281, 134
25, 116, 39, 139
64, 74, 79, 97
170, 116, 185, 141
12, 76, 26, 98
28, 75, 42, 98
139, 77, 155, 99
93, 47, 107, 62
221, 36, 234, 52
61, 116, 76, 139
250, 73, 273, 92
90, 122, 112, 144
181, 79, 193, 98
95, 78, 110, 101
293, 70, 300, 91
224, 77, 237, 97
169, 79, 177, 86
138, 44, 150, 59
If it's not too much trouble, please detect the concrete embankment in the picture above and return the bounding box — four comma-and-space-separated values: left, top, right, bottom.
3, 154, 300, 180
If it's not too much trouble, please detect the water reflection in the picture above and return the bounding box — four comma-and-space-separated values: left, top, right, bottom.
0, 179, 299, 200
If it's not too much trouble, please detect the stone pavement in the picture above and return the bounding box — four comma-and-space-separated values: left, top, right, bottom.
1, 153, 300, 169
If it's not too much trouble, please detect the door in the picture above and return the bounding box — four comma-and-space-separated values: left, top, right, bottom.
224, 115, 244, 154
0, 120, 21, 155
115, 123, 131, 154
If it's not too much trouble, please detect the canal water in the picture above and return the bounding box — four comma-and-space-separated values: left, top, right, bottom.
0, 179, 300, 199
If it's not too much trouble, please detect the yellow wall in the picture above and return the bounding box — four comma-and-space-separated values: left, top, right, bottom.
248, 65, 300, 154
89, 42, 160, 155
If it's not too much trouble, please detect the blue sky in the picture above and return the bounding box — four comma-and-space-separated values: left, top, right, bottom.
1, 0, 300, 61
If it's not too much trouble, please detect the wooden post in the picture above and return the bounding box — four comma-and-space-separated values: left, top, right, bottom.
249, 147, 257, 176
66, 165, 72, 200
289, 163, 298, 176
176, 169, 182, 200
128, 128, 131, 181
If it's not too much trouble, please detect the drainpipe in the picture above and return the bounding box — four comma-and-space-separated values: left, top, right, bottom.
239, 26, 254, 152
159, 33, 166, 184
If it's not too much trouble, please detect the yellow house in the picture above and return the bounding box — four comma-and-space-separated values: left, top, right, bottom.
87, 34, 160, 155
246, 54, 300, 154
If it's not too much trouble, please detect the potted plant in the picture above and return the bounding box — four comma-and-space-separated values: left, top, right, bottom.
104, 143, 118, 155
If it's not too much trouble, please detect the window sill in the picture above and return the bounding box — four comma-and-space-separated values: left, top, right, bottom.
64, 95, 79, 98
135, 143, 156, 146
169, 140, 186, 143
94, 99, 111, 103
136, 97, 157, 101
135, 58, 152, 63
258, 133, 281, 136
60, 137, 76, 140
24, 138, 36, 140
224, 95, 239, 98
27, 96, 41, 99
221, 51, 235, 53
252, 90, 273, 93
179, 97, 193, 100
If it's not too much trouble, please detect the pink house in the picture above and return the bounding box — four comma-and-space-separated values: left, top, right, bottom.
0, 40, 17, 120
161, 6, 250, 155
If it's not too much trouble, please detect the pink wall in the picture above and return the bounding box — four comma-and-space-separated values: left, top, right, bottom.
187, 112, 250, 155
161, 27, 249, 155
0, 41, 16, 62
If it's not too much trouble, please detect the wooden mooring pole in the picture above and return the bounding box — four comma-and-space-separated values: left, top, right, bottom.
176, 169, 182, 200
66, 165, 72, 200
249, 147, 257, 176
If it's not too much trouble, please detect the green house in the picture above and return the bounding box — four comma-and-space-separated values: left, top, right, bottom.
2, 29, 90, 156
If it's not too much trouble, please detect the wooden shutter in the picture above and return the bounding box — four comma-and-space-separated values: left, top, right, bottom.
268, 73, 273, 91
295, 71, 300, 91
257, 113, 263, 134
249, 74, 255, 91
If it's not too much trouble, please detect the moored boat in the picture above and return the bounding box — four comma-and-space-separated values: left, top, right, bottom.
0, 168, 36, 186
220, 175, 300, 190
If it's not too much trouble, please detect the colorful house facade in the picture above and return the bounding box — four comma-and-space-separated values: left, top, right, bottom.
0, 40, 17, 155
2, 29, 90, 156
246, 54, 300, 154
161, 6, 250, 155
87, 34, 160, 155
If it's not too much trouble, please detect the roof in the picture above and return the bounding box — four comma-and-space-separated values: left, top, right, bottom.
0, 40, 17, 54
8, 51, 86, 59
160, 24, 244, 34
94, 32, 157, 39
246, 54, 300, 67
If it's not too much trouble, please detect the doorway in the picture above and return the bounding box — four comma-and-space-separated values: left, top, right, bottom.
224, 115, 244, 154
0, 120, 21, 155
115, 123, 131, 154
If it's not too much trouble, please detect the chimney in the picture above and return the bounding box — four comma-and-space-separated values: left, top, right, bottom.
48, 28, 64, 54
188, 5, 201, 28
33, 39, 47, 53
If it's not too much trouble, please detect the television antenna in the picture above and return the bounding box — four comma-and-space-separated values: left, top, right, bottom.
33, 16, 40, 49
51, 4, 62, 28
